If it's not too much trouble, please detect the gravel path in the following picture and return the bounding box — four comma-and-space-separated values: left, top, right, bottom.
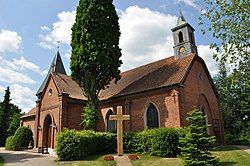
0, 148, 55, 166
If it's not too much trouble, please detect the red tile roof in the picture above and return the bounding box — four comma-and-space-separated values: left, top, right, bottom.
21, 54, 196, 118
21, 107, 36, 119
53, 54, 195, 100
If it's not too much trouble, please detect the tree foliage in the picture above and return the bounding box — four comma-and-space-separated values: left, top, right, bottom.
199, 0, 250, 64
7, 113, 23, 137
214, 60, 250, 135
70, 0, 122, 129
0, 87, 11, 146
11, 126, 33, 150
180, 109, 219, 166
0, 87, 22, 146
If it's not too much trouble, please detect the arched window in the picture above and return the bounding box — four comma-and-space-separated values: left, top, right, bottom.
106, 110, 116, 132
146, 103, 159, 129
178, 31, 184, 43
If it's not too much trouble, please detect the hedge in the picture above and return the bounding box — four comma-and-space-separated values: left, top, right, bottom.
12, 127, 33, 150
56, 128, 183, 160
56, 129, 116, 161
5, 136, 14, 150
5, 127, 33, 151
124, 128, 180, 157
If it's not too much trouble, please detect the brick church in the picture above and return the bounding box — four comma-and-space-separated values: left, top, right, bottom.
21, 12, 224, 151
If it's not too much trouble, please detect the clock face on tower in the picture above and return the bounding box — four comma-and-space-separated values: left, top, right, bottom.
179, 46, 186, 54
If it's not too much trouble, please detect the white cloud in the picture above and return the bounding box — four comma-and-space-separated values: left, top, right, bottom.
0, 66, 36, 84
39, 11, 76, 49
0, 85, 5, 94
10, 84, 36, 112
178, 0, 205, 14
13, 56, 47, 75
41, 26, 50, 31
0, 56, 46, 75
38, 7, 177, 71
119, 6, 177, 71
198, 45, 218, 76
0, 29, 22, 53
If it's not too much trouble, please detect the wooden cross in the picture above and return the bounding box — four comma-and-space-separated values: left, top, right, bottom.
109, 106, 130, 156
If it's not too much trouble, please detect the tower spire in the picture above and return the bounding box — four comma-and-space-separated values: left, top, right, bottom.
171, 9, 197, 58
177, 6, 186, 26
36, 49, 67, 96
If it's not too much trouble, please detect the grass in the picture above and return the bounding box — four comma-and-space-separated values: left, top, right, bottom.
131, 155, 182, 166
55, 146, 250, 166
213, 145, 250, 166
0, 156, 4, 166
55, 154, 116, 166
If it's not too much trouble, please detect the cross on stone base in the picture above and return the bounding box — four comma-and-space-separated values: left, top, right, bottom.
109, 106, 130, 156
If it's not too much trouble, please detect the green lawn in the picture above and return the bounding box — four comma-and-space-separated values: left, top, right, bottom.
0, 156, 4, 166
56, 154, 116, 166
213, 145, 250, 166
131, 155, 183, 166
132, 145, 250, 166
55, 146, 250, 166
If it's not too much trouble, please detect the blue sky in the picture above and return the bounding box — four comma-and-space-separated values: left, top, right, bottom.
0, 0, 217, 112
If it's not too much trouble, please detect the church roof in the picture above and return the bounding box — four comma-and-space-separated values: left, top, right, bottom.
21, 107, 36, 119
52, 54, 196, 101
36, 51, 66, 95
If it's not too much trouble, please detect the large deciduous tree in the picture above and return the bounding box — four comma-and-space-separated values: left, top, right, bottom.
214, 60, 250, 136
70, 0, 122, 129
199, 0, 249, 64
201, 0, 250, 141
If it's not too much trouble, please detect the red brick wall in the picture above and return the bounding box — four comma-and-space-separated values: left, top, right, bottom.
37, 76, 61, 148
66, 102, 85, 130
22, 116, 36, 141
21, 56, 224, 148
181, 58, 224, 140
97, 87, 181, 132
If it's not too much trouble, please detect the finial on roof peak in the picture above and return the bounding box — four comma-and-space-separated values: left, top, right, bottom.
177, 5, 186, 26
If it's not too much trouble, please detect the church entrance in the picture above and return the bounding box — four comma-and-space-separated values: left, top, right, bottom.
43, 114, 53, 148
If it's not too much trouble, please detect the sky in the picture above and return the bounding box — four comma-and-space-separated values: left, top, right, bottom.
0, 0, 218, 113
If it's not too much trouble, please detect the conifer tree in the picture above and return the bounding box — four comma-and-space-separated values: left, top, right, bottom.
0, 87, 11, 146
70, 0, 122, 129
180, 108, 219, 166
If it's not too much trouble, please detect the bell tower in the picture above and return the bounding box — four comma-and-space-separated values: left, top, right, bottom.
171, 10, 197, 57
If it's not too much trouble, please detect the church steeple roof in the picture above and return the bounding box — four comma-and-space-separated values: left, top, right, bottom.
36, 51, 66, 96
176, 9, 186, 26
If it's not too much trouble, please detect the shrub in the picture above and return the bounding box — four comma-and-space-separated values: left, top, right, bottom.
56, 129, 116, 161
56, 128, 181, 160
94, 132, 116, 154
225, 132, 250, 146
149, 128, 180, 157
180, 109, 219, 166
11, 127, 33, 150
5, 136, 14, 150
135, 128, 180, 157
123, 131, 138, 153
56, 129, 94, 160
